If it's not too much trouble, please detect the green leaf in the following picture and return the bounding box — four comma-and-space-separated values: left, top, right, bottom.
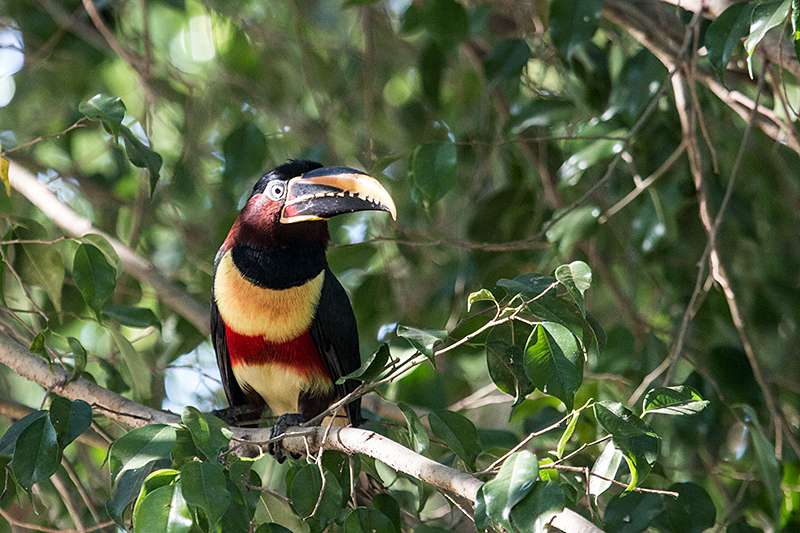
79, 94, 126, 138
523, 323, 584, 411
545, 206, 600, 255
555, 261, 592, 316
613, 434, 659, 490
179, 461, 231, 530
13, 224, 65, 311
133, 482, 192, 533
222, 122, 268, 186
108, 424, 176, 483
66, 337, 87, 381
420, 0, 469, 50
119, 125, 163, 195
106, 465, 158, 527
180, 406, 231, 461
604, 491, 664, 533
255, 525, 294, 533
428, 410, 481, 471
0, 410, 47, 456
496, 273, 557, 299
594, 401, 656, 438
102, 306, 161, 329
12, 415, 61, 491
338, 343, 390, 383
48, 397, 92, 449
397, 402, 429, 454
706, 3, 753, 80
372, 493, 402, 533
484, 39, 531, 83
342, 507, 395, 533
410, 141, 457, 206
549, 0, 602, 59
509, 480, 566, 533
744, 0, 791, 76
659, 482, 716, 533
290, 465, 342, 531
505, 99, 575, 135
396, 325, 447, 366
420, 41, 446, 105
81, 234, 123, 278
467, 288, 496, 312
485, 340, 534, 408
109, 328, 152, 400
133, 468, 180, 518
794, 0, 800, 62
73, 243, 117, 313
589, 440, 623, 498
483, 451, 538, 530
740, 405, 782, 519
556, 410, 579, 459
29, 332, 49, 365
642, 386, 709, 416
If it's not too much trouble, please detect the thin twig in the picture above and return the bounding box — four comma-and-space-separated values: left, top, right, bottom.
0, 119, 88, 157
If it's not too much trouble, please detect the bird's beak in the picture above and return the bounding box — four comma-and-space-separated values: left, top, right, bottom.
280, 166, 397, 224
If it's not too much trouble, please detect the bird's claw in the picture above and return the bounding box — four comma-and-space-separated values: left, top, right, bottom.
268, 413, 306, 463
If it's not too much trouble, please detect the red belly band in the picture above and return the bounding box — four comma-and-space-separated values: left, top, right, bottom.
225, 326, 330, 380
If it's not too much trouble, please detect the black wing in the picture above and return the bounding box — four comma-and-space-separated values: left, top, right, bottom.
211, 249, 249, 408
309, 266, 364, 426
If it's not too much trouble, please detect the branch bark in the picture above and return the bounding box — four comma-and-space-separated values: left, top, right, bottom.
0, 330, 603, 533
7, 160, 210, 336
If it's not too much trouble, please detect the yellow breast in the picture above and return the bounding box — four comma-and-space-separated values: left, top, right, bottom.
213, 252, 324, 343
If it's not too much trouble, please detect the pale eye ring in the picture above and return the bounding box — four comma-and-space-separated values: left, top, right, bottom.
265, 180, 287, 201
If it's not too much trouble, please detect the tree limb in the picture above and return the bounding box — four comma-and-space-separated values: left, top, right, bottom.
7, 160, 210, 336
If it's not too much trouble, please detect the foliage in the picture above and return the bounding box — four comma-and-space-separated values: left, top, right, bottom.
1, 0, 800, 532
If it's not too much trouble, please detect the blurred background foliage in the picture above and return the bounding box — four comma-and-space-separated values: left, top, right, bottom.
1, 0, 799, 531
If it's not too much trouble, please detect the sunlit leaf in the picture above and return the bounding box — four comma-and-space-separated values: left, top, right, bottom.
79, 94, 126, 138
132, 482, 192, 533
396, 325, 447, 366
642, 386, 709, 416
744, 0, 791, 76
467, 288, 496, 312
589, 440, 622, 498
482, 451, 538, 530
524, 323, 584, 410
13, 223, 65, 311
108, 424, 176, 483
555, 261, 592, 316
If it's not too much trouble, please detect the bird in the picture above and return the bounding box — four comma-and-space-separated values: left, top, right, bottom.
211, 159, 396, 461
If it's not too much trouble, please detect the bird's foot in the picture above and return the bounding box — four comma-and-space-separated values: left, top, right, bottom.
268, 413, 306, 463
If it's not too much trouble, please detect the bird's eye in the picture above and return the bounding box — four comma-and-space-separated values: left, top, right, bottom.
265, 180, 287, 201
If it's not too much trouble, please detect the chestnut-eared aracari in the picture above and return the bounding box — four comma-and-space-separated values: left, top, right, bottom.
211, 160, 396, 460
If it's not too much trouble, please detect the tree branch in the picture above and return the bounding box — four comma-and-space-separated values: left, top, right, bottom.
7, 160, 210, 336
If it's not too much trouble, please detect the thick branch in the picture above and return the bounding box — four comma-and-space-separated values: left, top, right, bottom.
7, 160, 210, 336
0, 331, 603, 532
